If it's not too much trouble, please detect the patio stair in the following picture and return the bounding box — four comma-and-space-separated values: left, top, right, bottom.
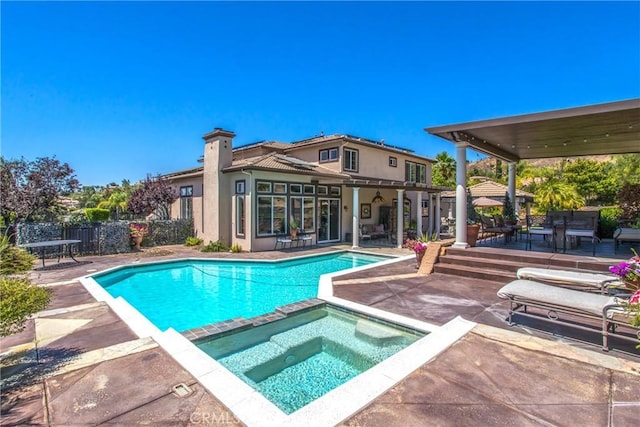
434, 247, 613, 284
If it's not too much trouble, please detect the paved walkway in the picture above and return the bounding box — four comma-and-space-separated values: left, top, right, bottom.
1, 244, 638, 426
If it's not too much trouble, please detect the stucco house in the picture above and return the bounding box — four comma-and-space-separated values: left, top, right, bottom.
164, 128, 447, 251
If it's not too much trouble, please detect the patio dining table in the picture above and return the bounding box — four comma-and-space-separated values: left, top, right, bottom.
19, 239, 82, 268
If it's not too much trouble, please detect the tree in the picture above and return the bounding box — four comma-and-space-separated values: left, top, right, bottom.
534, 181, 584, 213
432, 151, 456, 187
502, 192, 516, 222
98, 189, 130, 220
0, 156, 79, 225
613, 154, 640, 186
618, 183, 640, 221
127, 175, 177, 219
562, 158, 618, 205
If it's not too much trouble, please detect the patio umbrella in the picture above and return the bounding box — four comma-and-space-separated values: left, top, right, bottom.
473, 197, 503, 208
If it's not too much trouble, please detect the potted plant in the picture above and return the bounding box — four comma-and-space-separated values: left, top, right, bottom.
502, 192, 517, 226
403, 233, 429, 268
466, 188, 480, 246
289, 219, 299, 238
129, 223, 148, 250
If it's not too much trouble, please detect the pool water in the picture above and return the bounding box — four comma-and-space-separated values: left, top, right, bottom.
197, 305, 425, 414
93, 251, 389, 331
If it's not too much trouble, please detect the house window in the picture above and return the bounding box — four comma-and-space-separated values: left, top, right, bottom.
343, 148, 359, 172
330, 186, 341, 196
319, 148, 339, 163
389, 157, 397, 167
257, 196, 287, 235
405, 161, 427, 183
257, 181, 272, 193
303, 184, 315, 195
235, 180, 245, 194
317, 185, 328, 195
290, 197, 315, 232
274, 183, 287, 194
236, 195, 245, 236
422, 199, 429, 216
180, 186, 193, 220
290, 184, 302, 194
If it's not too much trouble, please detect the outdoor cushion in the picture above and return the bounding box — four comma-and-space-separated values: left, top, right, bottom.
516, 267, 619, 291
497, 279, 616, 316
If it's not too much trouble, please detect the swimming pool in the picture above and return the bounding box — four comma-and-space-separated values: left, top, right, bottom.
92, 251, 391, 331
197, 304, 425, 414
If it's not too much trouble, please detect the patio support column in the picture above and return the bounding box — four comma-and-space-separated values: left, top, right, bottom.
352, 187, 360, 248
396, 189, 404, 248
508, 162, 517, 216
416, 191, 423, 237
427, 193, 434, 238
453, 142, 469, 248
435, 193, 441, 236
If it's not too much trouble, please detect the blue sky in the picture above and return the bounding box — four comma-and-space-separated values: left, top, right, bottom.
2, 1, 639, 186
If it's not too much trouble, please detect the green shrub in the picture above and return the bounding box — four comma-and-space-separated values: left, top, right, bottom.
230, 243, 242, 253
200, 240, 229, 252
599, 207, 623, 238
185, 236, 204, 247
85, 208, 110, 222
0, 276, 51, 337
0, 235, 35, 275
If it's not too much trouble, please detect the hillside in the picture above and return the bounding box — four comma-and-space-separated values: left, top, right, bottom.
468, 155, 614, 174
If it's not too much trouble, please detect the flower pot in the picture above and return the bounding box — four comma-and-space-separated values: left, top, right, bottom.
415, 248, 427, 268
131, 235, 143, 251
467, 224, 480, 247
623, 279, 640, 292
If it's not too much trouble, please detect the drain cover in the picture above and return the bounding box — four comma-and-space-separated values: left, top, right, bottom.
172, 383, 193, 397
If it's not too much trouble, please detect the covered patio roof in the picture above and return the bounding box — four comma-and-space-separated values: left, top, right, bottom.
425, 98, 640, 162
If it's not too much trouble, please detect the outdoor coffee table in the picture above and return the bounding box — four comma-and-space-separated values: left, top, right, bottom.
19, 239, 82, 268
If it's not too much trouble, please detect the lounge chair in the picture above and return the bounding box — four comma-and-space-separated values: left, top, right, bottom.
516, 267, 620, 294
497, 279, 639, 351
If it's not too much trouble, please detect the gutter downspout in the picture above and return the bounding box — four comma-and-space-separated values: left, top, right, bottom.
241, 169, 253, 251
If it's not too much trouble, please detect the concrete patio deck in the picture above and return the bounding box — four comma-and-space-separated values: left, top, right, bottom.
1, 244, 638, 426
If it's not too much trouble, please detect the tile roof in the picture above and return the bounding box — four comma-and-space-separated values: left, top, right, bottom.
223, 153, 349, 178
441, 180, 534, 199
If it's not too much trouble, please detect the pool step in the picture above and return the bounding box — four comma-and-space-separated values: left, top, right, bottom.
355, 319, 404, 345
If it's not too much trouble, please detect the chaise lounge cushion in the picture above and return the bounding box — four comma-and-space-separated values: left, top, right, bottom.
516, 267, 619, 291
497, 279, 617, 316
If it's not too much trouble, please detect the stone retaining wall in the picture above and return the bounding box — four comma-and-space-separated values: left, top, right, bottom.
16, 219, 194, 256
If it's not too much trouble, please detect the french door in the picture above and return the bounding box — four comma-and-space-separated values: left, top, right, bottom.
318, 198, 341, 242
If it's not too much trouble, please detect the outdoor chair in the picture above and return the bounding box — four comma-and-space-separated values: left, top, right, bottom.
359, 225, 371, 241
497, 279, 639, 351
526, 215, 556, 251
614, 227, 640, 253
563, 211, 600, 256
479, 216, 504, 244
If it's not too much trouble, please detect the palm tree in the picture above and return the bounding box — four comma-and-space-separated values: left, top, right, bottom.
534, 181, 584, 213
98, 190, 129, 220
433, 152, 456, 187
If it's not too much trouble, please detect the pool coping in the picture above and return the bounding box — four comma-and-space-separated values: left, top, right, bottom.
79, 251, 475, 426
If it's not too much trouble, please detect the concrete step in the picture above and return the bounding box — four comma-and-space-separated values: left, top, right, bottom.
437, 254, 548, 274
433, 263, 515, 284
444, 247, 612, 273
